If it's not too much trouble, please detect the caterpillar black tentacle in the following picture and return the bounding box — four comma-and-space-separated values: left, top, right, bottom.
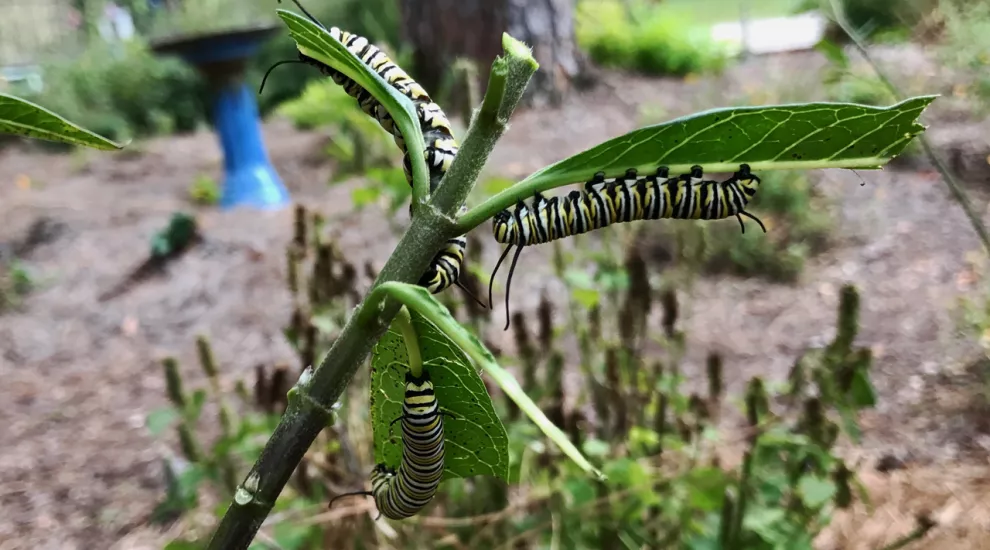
489, 164, 765, 329
267, 1, 483, 306
329, 369, 446, 520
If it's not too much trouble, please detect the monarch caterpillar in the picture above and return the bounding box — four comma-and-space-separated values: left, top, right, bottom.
329, 369, 447, 520
488, 164, 767, 329
264, 0, 482, 306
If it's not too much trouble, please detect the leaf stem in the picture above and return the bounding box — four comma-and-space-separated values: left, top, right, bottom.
827, 0, 990, 254
394, 306, 423, 377
205, 33, 538, 550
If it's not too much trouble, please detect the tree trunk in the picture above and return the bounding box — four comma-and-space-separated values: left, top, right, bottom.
400, 0, 586, 112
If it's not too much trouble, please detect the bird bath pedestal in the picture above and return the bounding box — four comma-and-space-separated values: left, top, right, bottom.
152, 24, 290, 210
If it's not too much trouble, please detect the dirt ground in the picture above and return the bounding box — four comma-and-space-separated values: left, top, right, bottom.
3, 47, 990, 549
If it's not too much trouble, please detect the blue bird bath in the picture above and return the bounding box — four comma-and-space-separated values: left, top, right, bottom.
152, 24, 290, 210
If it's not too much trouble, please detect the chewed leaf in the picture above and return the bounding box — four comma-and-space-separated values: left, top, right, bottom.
371, 315, 509, 482
0, 93, 123, 150
371, 282, 605, 481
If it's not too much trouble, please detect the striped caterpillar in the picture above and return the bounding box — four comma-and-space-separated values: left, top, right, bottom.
489, 164, 766, 328
329, 369, 447, 519
263, 0, 481, 306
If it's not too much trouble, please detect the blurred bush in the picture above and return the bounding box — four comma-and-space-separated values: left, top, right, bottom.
799, 0, 937, 36
28, 39, 206, 144
277, 79, 411, 211
276, 79, 397, 172
653, 170, 832, 282
575, 0, 731, 76
937, 0, 990, 112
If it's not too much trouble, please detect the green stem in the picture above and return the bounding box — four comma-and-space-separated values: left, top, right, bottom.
394, 306, 423, 377
205, 34, 537, 550
435, 34, 538, 219
828, 0, 990, 254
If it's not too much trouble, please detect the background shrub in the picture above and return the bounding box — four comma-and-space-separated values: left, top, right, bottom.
575, 0, 731, 76
28, 39, 206, 144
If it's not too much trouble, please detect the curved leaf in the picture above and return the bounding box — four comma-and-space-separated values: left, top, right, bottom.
371, 313, 509, 482
0, 92, 122, 150
276, 9, 429, 197
458, 96, 936, 230
371, 282, 605, 480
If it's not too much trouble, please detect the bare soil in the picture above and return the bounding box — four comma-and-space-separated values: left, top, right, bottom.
3, 48, 990, 549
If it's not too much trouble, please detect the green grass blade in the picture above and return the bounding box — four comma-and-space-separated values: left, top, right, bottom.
0, 92, 123, 150
275, 9, 429, 196
373, 282, 605, 481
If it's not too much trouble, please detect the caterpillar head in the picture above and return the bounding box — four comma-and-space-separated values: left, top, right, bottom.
372, 463, 397, 478
492, 210, 516, 244
735, 164, 761, 194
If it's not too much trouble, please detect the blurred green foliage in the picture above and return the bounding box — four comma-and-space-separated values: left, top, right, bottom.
158, 203, 879, 549
146, 0, 276, 40
937, 0, 990, 112
658, 170, 832, 283
799, 0, 936, 35
277, 79, 410, 211
0, 260, 34, 312
28, 39, 206, 144
21, 0, 403, 145
575, 0, 731, 76
188, 174, 221, 206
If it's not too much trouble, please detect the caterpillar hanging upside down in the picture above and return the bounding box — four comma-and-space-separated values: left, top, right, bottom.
329, 369, 447, 520
489, 164, 767, 329
263, 0, 483, 307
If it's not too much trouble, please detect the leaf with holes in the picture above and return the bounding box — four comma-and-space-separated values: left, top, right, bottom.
0, 93, 122, 150
463, 96, 936, 225
370, 282, 604, 480
276, 9, 428, 194
371, 311, 509, 482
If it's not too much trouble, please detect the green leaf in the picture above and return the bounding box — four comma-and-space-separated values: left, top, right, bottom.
371, 282, 605, 480
371, 312, 509, 482
534, 97, 934, 181
489, 97, 934, 205
797, 475, 838, 508
0, 93, 123, 150
146, 407, 180, 437
849, 368, 877, 408
187, 389, 208, 423
276, 10, 428, 196
743, 507, 787, 544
